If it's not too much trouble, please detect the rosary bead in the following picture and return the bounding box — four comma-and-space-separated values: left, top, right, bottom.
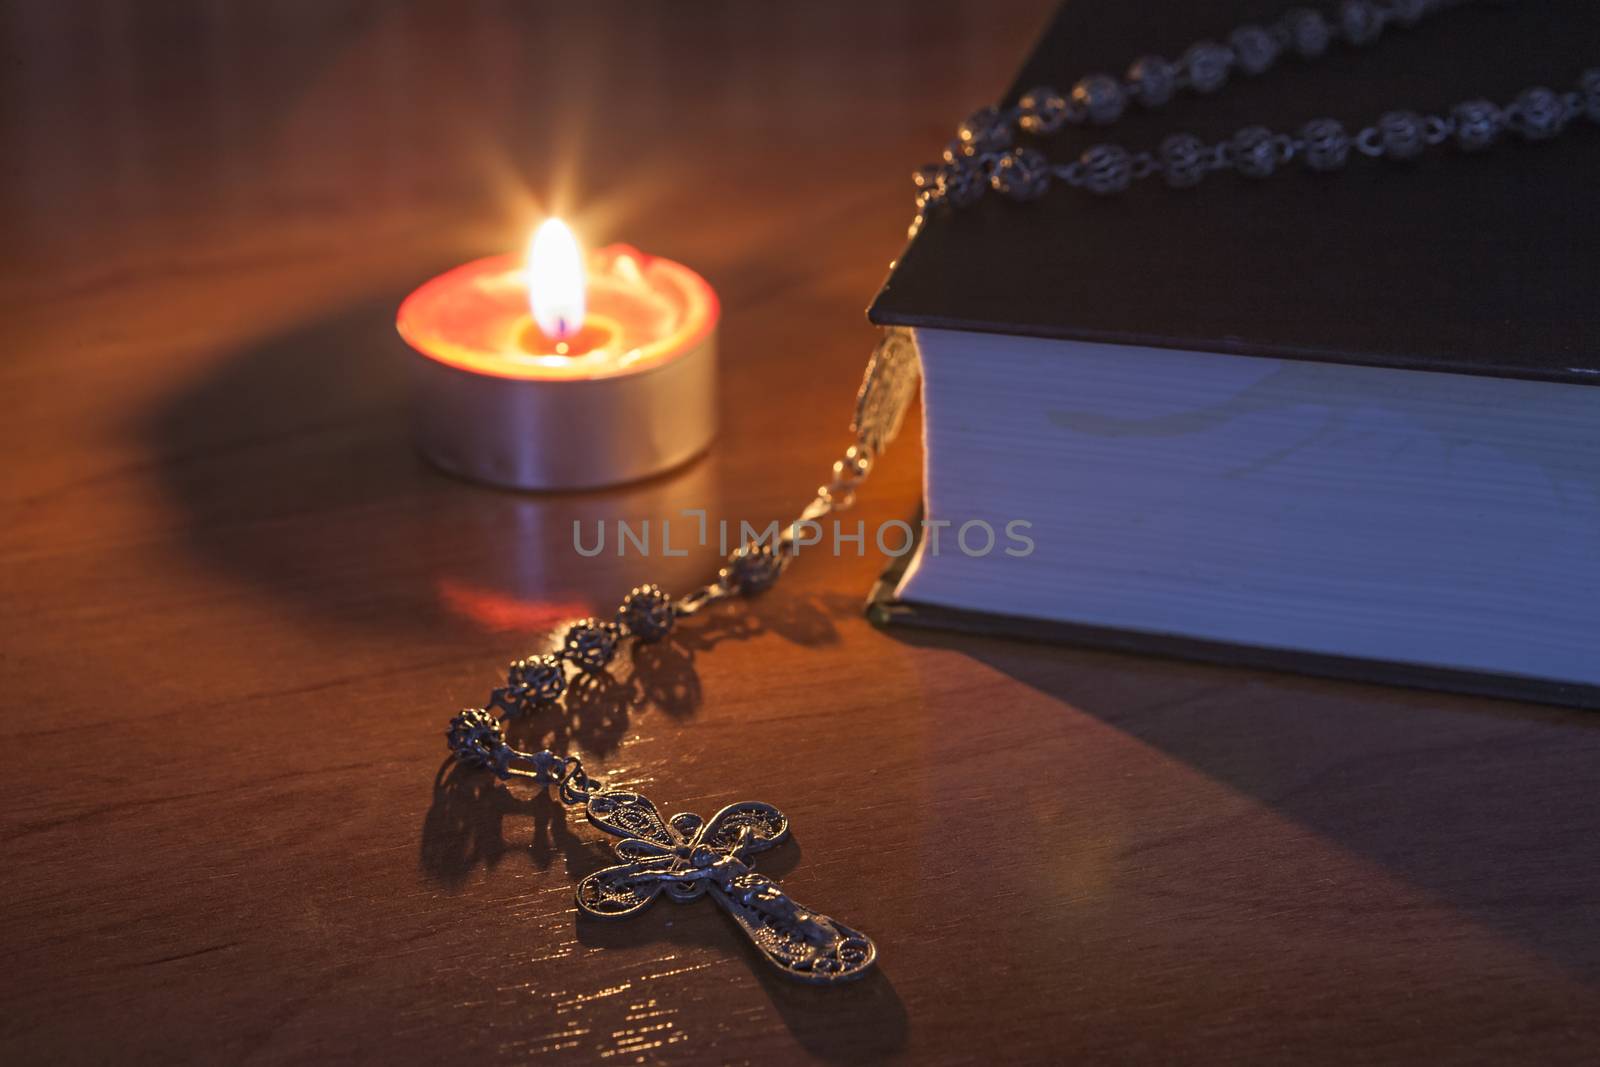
1079, 144, 1133, 195
991, 148, 1052, 200
1126, 55, 1176, 108
1158, 133, 1208, 188
1582, 69, 1600, 125
1377, 110, 1426, 159
1017, 86, 1071, 134
1124, 56, 1176, 110
1071, 74, 1126, 125
1231, 126, 1279, 177
957, 106, 1013, 154
1281, 8, 1333, 58
940, 162, 987, 206
562, 619, 619, 672
1228, 25, 1280, 76
447, 708, 505, 770
1338, 0, 1387, 46
1451, 99, 1503, 150
618, 583, 675, 642
722, 542, 783, 595
1300, 118, 1352, 170
1508, 87, 1567, 140
1182, 41, 1233, 95
509, 653, 566, 704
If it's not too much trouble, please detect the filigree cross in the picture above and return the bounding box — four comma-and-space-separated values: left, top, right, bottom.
575, 791, 876, 984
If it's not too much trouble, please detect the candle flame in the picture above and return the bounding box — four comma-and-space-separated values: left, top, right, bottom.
527, 218, 585, 340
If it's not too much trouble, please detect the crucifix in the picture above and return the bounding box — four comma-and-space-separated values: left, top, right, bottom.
447, 709, 877, 984
435, 331, 912, 987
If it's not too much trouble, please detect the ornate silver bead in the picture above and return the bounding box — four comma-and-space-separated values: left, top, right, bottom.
509, 653, 566, 704
1071, 74, 1126, 126
619, 583, 675, 642
562, 619, 619, 672
1158, 133, 1208, 188
1183, 41, 1233, 95
447, 708, 505, 770
1079, 144, 1133, 195
1300, 118, 1351, 171
1017, 85, 1071, 134
991, 148, 1051, 201
721, 542, 783, 594
957, 106, 1013, 154
1582, 69, 1600, 125
1377, 110, 1426, 159
1126, 55, 1176, 109
1231, 126, 1278, 178
940, 162, 987, 207
1281, 8, 1332, 58
1451, 99, 1503, 151
1338, 0, 1386, 46
1509, 87, 1567, 141
1228, 25, 1280, 76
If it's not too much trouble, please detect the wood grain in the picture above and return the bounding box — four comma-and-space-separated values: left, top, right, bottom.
2, 2, 1598, 1063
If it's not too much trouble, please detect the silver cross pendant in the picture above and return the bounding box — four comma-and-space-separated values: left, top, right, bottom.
575, 791, 877, 984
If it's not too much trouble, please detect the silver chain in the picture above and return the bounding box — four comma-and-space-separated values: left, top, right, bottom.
444, 328, 920, 772
913, 0, 1600, 233
437, 346, 914, 982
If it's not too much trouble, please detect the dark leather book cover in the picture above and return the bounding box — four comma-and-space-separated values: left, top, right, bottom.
868, 0, 1600, 386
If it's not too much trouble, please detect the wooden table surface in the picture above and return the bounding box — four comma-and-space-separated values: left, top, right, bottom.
4, 2, 1599, 1063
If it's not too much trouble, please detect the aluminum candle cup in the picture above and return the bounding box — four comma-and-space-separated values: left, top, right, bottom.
397, 230, 718, 491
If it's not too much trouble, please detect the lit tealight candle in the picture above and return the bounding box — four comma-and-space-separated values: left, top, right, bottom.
397, 219, 718, 489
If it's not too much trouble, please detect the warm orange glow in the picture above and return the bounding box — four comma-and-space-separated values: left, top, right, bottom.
397, 244, 718, 382
527, 218, 585, 340
515, 316, 616, 358
435, 579, 592, 633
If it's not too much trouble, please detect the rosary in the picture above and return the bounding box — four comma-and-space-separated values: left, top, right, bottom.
439, 0, 1597, 985
442, 328, 916, 986
912, 0, 1598, 231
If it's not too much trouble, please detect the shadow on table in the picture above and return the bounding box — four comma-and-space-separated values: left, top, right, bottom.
416, 629, 718, 890
898, 626, 1600, 985
420, 758, 597, 889
423, 750, 907, 1060
142, 291, 850, 737
146, 294, 862, 704
138, 296, 714, 639
752, 961, 909, 1064
141, 295, 854, 647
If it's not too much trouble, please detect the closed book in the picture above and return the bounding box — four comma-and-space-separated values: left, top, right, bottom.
866, 0, 1600, 708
